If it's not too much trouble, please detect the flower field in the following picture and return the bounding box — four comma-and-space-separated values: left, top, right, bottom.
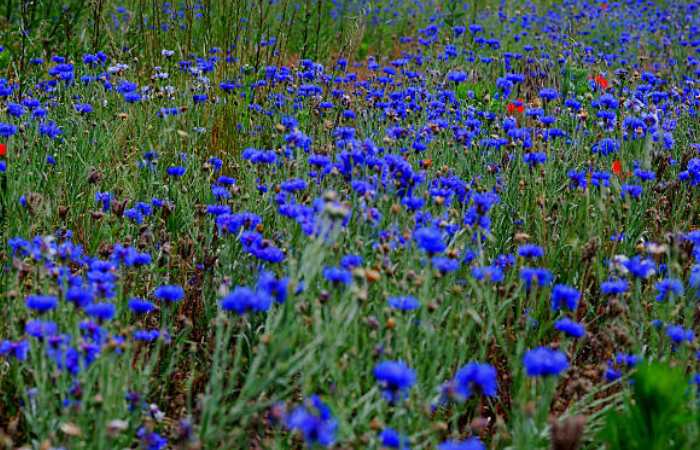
2, 0, 700, 448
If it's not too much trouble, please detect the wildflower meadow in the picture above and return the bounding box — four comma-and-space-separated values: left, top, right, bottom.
2, 0, 700, 448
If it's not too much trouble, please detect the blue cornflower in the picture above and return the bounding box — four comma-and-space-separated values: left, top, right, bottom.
592, 138, 619, 156
523, 347, 569, 377
655, 278, 683, 302
387, 296, 420, 311
620, 184, 643, 200
601, 279, 629, 296
219, 286, 271, 314
438, 438, 486, 450
523, 152, 546, 166
690, 265, 700, 297
666, 325, 694, 345
26, 294, 58, 313
518, 244, 544, 259
84, 302, 116, 321
539, 88, 559, 102
623, 256, 656, 279
432, 256, 460, 273
454, 362, 498, 399
25, 320, 58, 339
323, 266, 352, 285
340, 254, 363, 269
256, 271, 289, 304
0, 340, 30, 361
554, 318, 586, 338
74, 103, 93, 114
66, 287, 94, 307
374, 360, 416, 403
154, 285, 185, 302
128, 298, 156, 314
133, 329, 160, 342
286, 396, 337, 447
167, 166, 186, 177
567, 169, 587, 190
136, 427, 168, 450
380, 428, 410, 449
551, 284, 580, 311
414, 226, 447, 254
520, 267, 553, 290
471, 265, 504, 283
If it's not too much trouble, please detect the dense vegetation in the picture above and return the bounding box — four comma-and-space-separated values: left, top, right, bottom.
2, 0, 700, 448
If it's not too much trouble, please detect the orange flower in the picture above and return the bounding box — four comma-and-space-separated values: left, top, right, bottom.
600, 3, 608, 11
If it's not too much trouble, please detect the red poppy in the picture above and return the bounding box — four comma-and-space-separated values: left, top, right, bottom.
507, 98, 524, 114
612, 159, 622, 176
600, 3, 608, 11
0, 143, 6, 158
594, 75, 609, 91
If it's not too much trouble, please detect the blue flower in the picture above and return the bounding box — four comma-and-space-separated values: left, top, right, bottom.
551, 284, 580, 311
387, 296, 420, 311
286, 396, 337, 447
0, 340, 30, 361
25, 320, 58, 339
167, 166, 186, 177
66, 287, 94, 307
666, 325, 694, 345
26, 294, 58, 313
454, 362, 498, 399
523, 152, 547, 166
432, 256, 460, 273
655, 278, 683, 302
520, 267, 553, 290
592, 138, 619, 156
374, 360, 416, 403
539, 88, 558, 102
136, 427, 168, 450
323, 266, 352, 285
518, 244, 544, 259
438, 437, 486, 450
471, 265, 504, 283
554, 318, 586, 338
219, 286, 271, 315
340, 254, 363, 269
256, 271, 289, 304
623, 256, 656, 279
84, 302, 116, 321
414, 226, 446, 254
380, 428, 410, 449
601, 279, 629, 296
523, 347, 569, 377
154, 285, 185, 302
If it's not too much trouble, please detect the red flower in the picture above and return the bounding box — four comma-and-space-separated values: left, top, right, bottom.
600, 3, 608, 11
507, 99, 524, 114
594, 75, 609, 91
612, 159, 622, 176
0, 143, 6, 158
